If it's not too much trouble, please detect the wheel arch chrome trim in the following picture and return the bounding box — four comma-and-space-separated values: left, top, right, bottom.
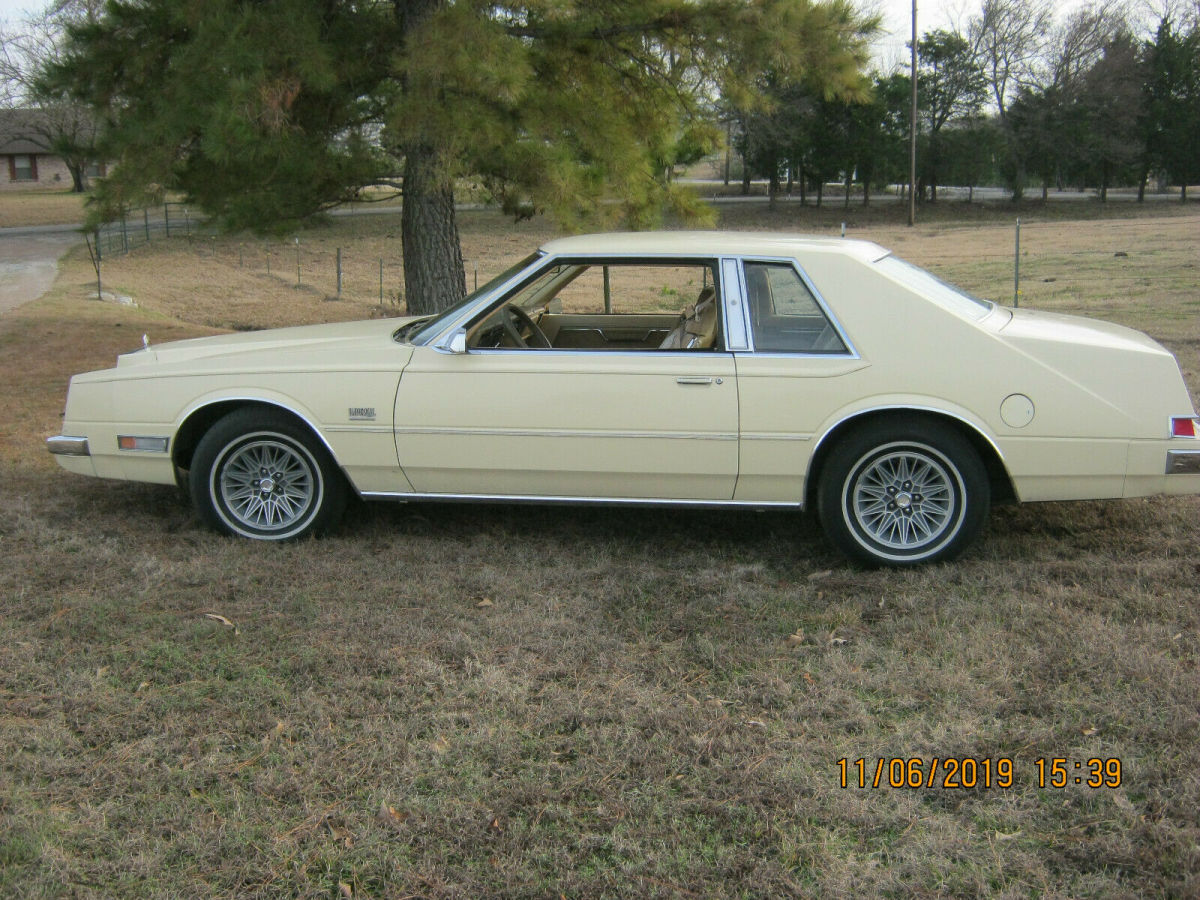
811, 404, 1006, 464
173, 395, 351, 486
806, 404, 1012, 507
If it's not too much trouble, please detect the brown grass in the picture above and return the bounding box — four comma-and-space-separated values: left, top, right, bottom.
0, 189, 87, 228
2, 203, 1198, 898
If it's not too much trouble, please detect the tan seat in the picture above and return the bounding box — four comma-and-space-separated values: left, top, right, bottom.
659, 286, 718, 350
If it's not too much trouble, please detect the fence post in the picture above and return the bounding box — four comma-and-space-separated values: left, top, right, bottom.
336, 247, 343, 299
379, 258, 383, 303
265, 241, 271, 276
121, 214, 128, 253
164, 203, 170, 237
144, 209, 150, 243
295, 238, 301, 287
1013, 218, 1021, 308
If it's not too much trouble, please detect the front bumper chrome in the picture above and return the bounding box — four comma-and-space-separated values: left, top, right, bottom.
47, 435, 90, 457
1166, 449, 1200, 475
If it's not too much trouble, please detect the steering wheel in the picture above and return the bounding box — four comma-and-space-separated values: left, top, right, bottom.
500, 304, 552, 349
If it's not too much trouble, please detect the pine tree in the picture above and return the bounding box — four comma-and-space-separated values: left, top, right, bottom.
45, 0, 875, 313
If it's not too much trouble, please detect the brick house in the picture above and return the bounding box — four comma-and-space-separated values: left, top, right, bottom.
0, 108, 104, 191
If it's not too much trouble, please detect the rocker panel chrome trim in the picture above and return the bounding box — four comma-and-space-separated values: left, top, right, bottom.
359, 491, 803, 510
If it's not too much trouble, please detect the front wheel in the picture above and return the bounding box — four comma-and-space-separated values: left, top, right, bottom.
817, 420, 990, 566
189, 409, 347, 540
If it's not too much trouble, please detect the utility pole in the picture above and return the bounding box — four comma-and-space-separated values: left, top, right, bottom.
908, 0, 918, 227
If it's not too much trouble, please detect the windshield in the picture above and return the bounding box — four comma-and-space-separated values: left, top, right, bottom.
405, 252, 543, 345
876, 255, 994, 321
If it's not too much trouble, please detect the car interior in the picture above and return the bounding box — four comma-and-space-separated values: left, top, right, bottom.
466, 262, 724, 352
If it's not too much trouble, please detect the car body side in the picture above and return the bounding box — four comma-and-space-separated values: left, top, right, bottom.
51, 236, 1200, 512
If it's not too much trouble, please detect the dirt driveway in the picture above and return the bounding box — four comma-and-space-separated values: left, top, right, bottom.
0, 228, 80, 315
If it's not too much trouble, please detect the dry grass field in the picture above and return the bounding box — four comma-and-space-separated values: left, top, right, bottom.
2, 201, 1198, 898
0, 190, 87, 229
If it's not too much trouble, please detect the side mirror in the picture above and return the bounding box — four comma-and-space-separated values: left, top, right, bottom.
446, 328, 468, 354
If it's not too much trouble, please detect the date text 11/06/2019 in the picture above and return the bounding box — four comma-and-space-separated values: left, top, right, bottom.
837, 757, 1123, 790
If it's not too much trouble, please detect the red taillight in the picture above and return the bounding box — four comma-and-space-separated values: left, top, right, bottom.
1171, 416, 1199, 438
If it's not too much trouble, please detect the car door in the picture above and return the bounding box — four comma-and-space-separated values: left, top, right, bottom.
725, 257, 870, 503
392, 260, 739, 501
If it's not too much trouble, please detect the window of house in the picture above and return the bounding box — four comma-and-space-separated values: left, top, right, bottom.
9, 154, 37, 182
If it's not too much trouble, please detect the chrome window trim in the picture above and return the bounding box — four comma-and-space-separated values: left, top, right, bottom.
736, 257, 861, 359
458, 348, 737, 360
422, 252, 727, 351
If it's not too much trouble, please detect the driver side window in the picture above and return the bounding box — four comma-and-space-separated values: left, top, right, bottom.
467, 261, 722, 352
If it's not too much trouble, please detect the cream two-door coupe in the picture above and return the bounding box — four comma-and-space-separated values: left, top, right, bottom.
48, 232, 1200, 566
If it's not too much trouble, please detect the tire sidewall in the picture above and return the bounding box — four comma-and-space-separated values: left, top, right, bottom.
190, 410, 345, 540
818, 421, 990, 566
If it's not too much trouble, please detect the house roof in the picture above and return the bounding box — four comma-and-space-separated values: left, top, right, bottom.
0, 108, 52, 154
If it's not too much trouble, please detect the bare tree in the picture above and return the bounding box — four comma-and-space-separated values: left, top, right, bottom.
0, 1, 102, 192
1049, 1, 1132, 90
968, 0, 1054, 119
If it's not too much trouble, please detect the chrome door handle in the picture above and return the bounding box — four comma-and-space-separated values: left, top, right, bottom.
676, 376, 720, 385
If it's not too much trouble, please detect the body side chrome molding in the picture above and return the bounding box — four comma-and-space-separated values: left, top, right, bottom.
359, 490, 803, 510
393, 425, 737, 441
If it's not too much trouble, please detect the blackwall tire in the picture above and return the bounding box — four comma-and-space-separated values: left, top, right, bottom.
817, 419, 989, 566
189, 409, 347, 540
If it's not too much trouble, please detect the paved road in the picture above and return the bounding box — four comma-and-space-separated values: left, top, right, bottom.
0, 226, 81, 315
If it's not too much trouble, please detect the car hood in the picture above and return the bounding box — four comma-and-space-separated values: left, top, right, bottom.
111, 317, 421, 372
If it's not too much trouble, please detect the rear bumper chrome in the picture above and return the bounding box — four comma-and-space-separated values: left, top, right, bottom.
47, 435, 90, 457
1166, 449, 1200, 475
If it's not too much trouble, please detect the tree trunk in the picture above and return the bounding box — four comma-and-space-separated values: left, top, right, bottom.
768, 166, 780, 209
1182, 184, 1188, 202
67, 163, 88, 193
401, 144, 466, 315
843, 173, 851, 209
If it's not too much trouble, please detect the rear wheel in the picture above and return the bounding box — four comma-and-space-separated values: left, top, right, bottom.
817, 419, 989, 566
190, 409, 347, 540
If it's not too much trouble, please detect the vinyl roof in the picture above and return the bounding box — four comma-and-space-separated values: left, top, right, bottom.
539, 231, 890, 263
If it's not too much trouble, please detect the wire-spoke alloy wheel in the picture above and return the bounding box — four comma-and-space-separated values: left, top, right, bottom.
190, 409, 347, 540
817, 419, 990, 566
216, 437, 319, 536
